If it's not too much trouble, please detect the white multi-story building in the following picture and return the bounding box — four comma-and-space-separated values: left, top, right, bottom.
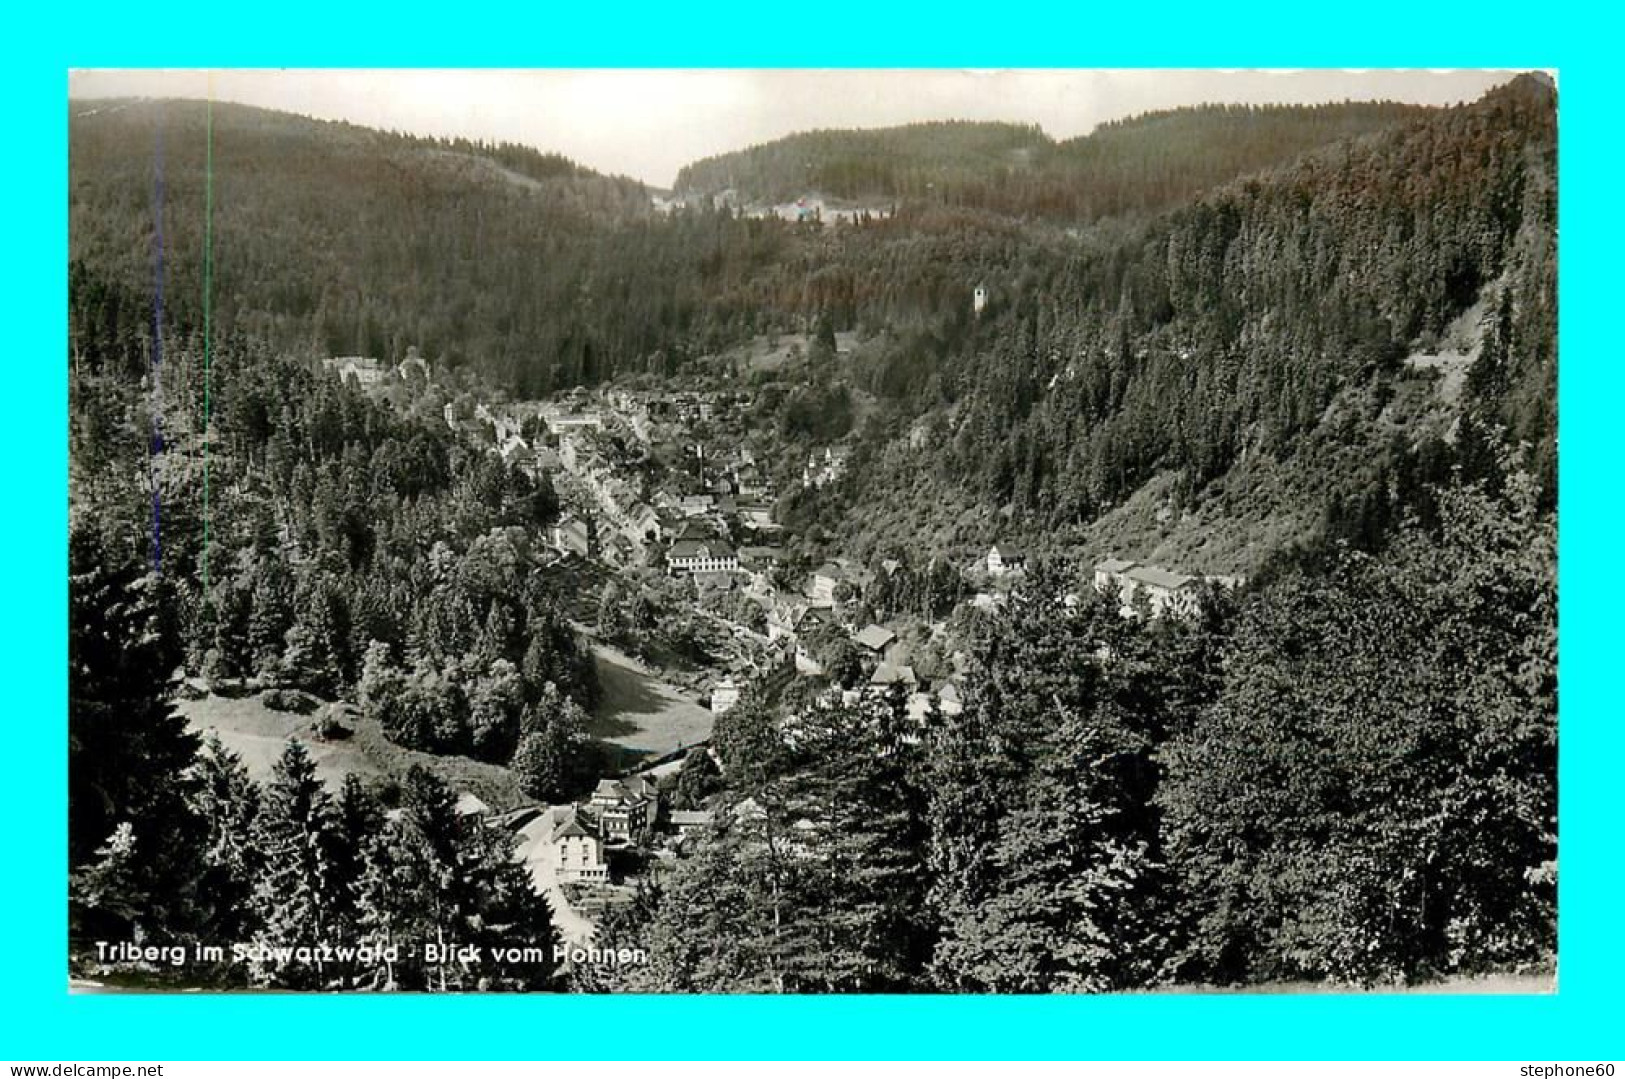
1093, 558, 1204, 619
666, 540, 739, 576
551, 807, 609, 883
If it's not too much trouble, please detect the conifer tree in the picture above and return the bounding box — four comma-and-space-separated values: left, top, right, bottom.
189, 736, 263, 956
69, 521, 208, 948
356, 766, 556, 991
251, 739, 341, 988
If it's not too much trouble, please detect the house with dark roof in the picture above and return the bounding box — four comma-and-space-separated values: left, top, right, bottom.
1093, 557, 1138, 592
735, 465, 773, 499
1126, 564, 1194, 593
739, 545, 786, 569
792, 605, 836, 635
673, 518, 717, 543
987, 543, 1027, 577
869, 663, 919, 690
589, 777, 660, 843
669, 809, 714, 839
792, 608, 839, 676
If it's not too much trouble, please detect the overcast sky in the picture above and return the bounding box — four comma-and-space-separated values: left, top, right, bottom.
68, 69, 1526, 188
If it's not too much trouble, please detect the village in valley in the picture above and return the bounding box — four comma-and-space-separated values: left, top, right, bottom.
317, 332, 1239, 952
67, 74, 1558, 999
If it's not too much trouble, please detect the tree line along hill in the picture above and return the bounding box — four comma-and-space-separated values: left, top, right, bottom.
672, 102, 1433, 219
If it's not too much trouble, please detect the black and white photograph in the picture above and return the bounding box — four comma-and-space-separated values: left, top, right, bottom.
66, 68, 1557, 995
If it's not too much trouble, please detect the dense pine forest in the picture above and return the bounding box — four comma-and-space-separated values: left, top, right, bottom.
767, 75, 1556, 567
68, 73, 1556, 992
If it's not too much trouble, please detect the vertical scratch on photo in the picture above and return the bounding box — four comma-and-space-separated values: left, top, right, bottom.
149, 112, 164, 573
201, 80, 215, 604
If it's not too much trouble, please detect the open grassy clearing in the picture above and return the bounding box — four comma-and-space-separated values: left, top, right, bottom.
588, 642, 716, 770
178, 642, 716, 809
177, 691, 528, 810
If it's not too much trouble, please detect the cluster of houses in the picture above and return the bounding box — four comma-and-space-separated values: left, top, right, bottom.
543, 769, 892, 889
432, 396, 541, 470
542, 732, 962, 894
756, 195, 895, 226
752, 556, 967, 732
545, 773, 716, 884
515, 390, 785, 573
978, 544, 1240, 622
412, 381, 1241, 903
644, 459, 782, 576
420, 386, 1253, 917
672, 189, 895, 229
600, 388, 741, 431
530, 618, 972, 894
802, 447, 848, 489
320, 347, 432, 391
774, 662, 965, 755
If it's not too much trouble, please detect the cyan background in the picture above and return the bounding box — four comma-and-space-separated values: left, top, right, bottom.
7, 3, 1614, 1059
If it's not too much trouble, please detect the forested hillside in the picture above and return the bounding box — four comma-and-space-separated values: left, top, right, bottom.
770, 74, 1556, 569
1030, 101, 1436, 220
675, 120, 1049, 203
71, 100, 754, 394
69, 95, 1446, 403
674, 103, 1432, 222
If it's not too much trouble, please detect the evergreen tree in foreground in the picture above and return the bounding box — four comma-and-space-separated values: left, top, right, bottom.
250, 740, 344, 988
357, 766, 558, 990
69, 519, 208, 950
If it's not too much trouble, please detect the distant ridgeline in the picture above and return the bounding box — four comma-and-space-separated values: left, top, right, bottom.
673, 103, 1432, 218
72, 94, 1450, 402
675, 120, 1049, 205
